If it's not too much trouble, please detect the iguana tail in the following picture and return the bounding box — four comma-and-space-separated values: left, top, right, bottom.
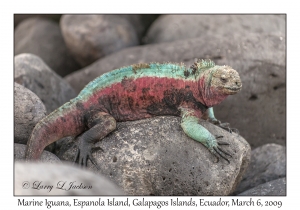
25, 100, 85, 160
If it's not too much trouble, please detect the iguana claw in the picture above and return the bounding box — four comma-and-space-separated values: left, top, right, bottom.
217, 146, 232, 157
215, 135, 224, 139
212, 147, 231, 164
217, 141, 230, 145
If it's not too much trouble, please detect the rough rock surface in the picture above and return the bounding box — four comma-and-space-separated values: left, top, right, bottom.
14, 54, 77, 113
14, 162, 124, 195
234, 143, 286, 194
60, 15, 139, 67
14, 143, 60, 163
145, 15, 285, 44
56, 116, 251, 196
14, 83, 46, 144
238, 177, 286, 196
14, 17, 80, 76
65, 32, 285, 148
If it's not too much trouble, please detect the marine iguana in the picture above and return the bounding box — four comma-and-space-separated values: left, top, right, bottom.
25, 59, 242, 167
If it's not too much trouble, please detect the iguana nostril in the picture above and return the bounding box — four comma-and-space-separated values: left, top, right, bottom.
236, 81, 241, 86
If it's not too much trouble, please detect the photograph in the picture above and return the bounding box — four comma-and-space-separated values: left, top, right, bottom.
12, 13, 286, 208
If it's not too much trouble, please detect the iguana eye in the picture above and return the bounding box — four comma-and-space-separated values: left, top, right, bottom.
220, 75, 227, 83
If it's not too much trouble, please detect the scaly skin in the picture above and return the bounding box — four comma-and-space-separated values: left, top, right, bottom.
25, 60, 242, 166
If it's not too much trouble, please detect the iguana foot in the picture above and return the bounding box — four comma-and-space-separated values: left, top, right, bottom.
215, 135, 230, 145
209, 119, 239, 135
209, 136, 232, 164
210, 146, 232, 164
74, 139, 100, 170
209, 118, 221, 125
219, 123, 239, 135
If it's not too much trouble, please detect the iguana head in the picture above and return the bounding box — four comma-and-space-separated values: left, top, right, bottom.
194, 59, 242, 106
208, 65, 242, 95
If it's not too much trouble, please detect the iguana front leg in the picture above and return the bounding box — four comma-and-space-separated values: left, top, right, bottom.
207, 107, 239, 135
180, 108, 232, 163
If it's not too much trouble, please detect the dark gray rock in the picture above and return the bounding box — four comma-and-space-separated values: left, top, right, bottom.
56, 116, 251, 196
14, 54, 77, 113
65, 32, 285, 148
120, 14, 159, 40
145, 15, 285, 44
14, 143, 60, 163
14, 14, 61, 28
234, 144, 286, 194
14, 17, 80, 76
14, 83, 46, 144
14, 162, 124, 195
238, 178, 286, 196
60, 15, 139, 67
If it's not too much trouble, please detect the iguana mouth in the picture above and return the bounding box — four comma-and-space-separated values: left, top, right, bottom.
226, 87, 241, 91
224, 85, 242, 94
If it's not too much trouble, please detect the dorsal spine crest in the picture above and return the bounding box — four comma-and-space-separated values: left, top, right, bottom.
196, 59, 215, 71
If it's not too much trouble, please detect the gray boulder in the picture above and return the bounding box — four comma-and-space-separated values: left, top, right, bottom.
14, 17, 80, 77
56, 116, 251, 196
14, 53, 77, 113
14, 143, 60, 163
120, 14, 159, 40
60, 15, 139, 67
14, 83, 46, 144
65, 32, 285, 148
238, 178, 286, 196
145, 14, 285, 44
14, 14, 61, 28
14, 162, 124, 195
234, 143, 286, 194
